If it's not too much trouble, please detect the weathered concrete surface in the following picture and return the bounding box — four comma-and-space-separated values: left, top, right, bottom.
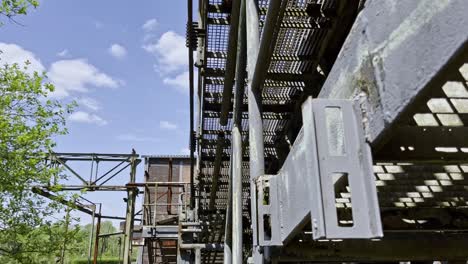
318, 0, 468, 147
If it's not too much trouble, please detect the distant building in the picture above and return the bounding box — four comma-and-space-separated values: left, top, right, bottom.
139, 155, 191, 264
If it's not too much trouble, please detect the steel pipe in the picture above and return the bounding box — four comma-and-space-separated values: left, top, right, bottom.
220, 0, 243, 125
232, 126, 243, 264
209, 133, 225, 210
231, 1, 247, 262
223, 158, 233, 264
187, 0, 196, 209
250, 0, 286, 94
179, 243, 224, 250
246, 0, 286, 262
233, 0, 247, 128
195, 248, 202, 264
246, 0, 264, 253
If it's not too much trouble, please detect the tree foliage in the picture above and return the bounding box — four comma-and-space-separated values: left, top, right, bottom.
0, 0, 39, 24
0, 0, 39, 26
0, 61, 75, 262
71, 221, 123, 261
0, 215, 81, 264
0, 2, 127, 263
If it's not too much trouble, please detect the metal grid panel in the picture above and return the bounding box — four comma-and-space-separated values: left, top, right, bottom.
195, 0, 468, 261
197, 0, 354, 259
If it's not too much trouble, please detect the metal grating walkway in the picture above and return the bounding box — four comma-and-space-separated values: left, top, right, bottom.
196, 0, 361, 261
192, 0, 468, 262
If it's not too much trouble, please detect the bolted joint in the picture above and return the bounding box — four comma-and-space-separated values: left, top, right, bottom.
186, 22, 204, 49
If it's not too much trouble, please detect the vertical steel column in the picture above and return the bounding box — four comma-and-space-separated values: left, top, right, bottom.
232, 0, 247, 263
153, 182, 158, 225
167, 158, 173, 214
223, 158, 233, 264
187, 0, 196, 210
195, 248, 202, 264
87, 205, 96, 264
246, 0, 285, 262
234, 0, 247, 128
246, 0, 264, 179
245, 0, 264, 261
123, 151, 137, 264
60, 206, 71, 264
232, 126, 243, 264
93, 204, 102, 264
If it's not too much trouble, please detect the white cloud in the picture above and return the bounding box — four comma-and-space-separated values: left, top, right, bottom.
1, 43, 122, 98
163, 71, 189, 94
108, 44, 127, 59
69, 111, 107, 126
142, 31, 187, 73
116, 134, 160, 142
77, 97, 101, 111
57, 49, 70, 58
142, 18, 158, 32
48, 59, 121, 98
180, 148, 190, 155
160, 120, 177, 130
0, 42, 45, 75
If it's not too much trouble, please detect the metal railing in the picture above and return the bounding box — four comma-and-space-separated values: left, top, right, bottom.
140, 182, 191, 226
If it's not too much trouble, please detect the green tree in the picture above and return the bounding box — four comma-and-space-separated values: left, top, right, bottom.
0, 0, 39, 24
0, 2, 82, 262
70, 221, 123, 260
0, 61, 75, 262
96, 221, 122, 258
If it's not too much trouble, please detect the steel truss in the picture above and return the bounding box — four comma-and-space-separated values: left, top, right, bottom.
33, 152, 142, 264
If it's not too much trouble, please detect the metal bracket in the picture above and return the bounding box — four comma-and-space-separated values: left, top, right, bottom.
303, 97, 382, 239
256, 97, 382, 246
256, 175, 281, 245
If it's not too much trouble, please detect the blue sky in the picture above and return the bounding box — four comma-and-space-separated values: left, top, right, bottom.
1, 0, 197, 225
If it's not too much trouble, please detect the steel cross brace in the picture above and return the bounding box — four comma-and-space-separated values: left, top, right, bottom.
255, 97, 383, 246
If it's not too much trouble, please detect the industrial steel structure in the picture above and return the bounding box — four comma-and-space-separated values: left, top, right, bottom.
34, 152, 141, 264
35, 0, 468, 263
140, 156, 192, 264
35, 153, 194, 264
182, 0, 468, 263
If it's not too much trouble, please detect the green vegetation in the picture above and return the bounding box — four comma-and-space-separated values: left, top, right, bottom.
0, 61, 77, 263
0, 0, 39, 15
0, 2, 81, 262
70, 221, 124, 261
0, 218, 126, 263
0, 0, 39, 24
0, 2, 133, 262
